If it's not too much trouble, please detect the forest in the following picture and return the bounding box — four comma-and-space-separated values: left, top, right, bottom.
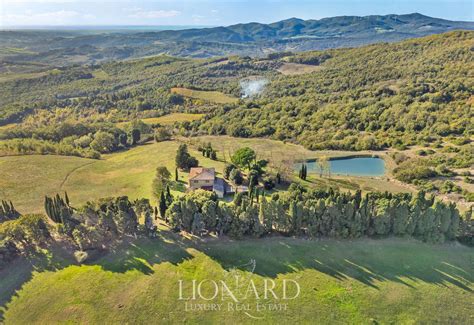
199, 31, 473, 151
0, 31, 472, 156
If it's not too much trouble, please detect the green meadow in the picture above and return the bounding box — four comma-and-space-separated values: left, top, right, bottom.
1, 235, 472, 324
0, 141, 185, 214
171, 87, 239, 104
277, 62, 324, 75
116, 113, 205, 128
0, 137, 410, 214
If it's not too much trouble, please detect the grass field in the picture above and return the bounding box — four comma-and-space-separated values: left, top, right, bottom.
277, 62, 324, 75
116, 113, 205, 128
171, 87, 239, 104
0, 136, 410, 214
140, 113, 205, 125
1, 236, 472, 323
0, 48, 36, 56
0, 71, 50, 83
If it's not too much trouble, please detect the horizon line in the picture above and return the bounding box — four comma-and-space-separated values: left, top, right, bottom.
1, 12, 473, 30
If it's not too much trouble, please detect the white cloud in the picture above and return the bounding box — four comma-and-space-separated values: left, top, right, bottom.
1, 10, 94, 25
127, 8, 180, 19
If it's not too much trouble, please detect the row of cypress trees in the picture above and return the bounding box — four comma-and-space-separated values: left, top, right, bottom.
298, 164, 308, 180
165, 187, 472, 244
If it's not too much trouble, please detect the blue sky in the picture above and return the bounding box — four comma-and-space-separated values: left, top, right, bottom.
1, 0, 473, 27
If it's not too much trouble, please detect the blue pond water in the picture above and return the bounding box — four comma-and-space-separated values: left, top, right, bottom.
297, 157, 385, 177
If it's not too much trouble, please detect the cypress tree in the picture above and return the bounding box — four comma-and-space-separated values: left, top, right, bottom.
159, 192, 167, 220
65, 192, 70, 206
166, 185, 173, 205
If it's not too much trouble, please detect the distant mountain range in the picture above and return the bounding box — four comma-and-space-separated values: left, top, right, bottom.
1, 13, 473, 65
149, 13, 474, 42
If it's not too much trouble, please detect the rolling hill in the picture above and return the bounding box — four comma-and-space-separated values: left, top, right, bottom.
149, 13, 474, 42
0, 31, 472, 156
0, 13, 473, 65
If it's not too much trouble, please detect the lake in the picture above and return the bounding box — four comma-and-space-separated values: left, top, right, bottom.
296, 157, 385, 177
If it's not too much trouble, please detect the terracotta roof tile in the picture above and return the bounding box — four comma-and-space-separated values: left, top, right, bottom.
189, 167, 215, 181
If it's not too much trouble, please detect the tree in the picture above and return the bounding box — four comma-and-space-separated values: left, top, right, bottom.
259, 197, 272, 233
298, 164, 307, 180
263, 177, 275, 190
128, 120, 152, 135
233, 192, 244, 206
176, 144, 189, 168
153, 167, 171, 198
131, 129, 141, 145
0, 214, 51, 248
175, 167, 179, 182
90, 131, 115, 153
231, 147, 256, 170
110, 197, 138, 235
159, 192, 167, 220
175, 144, 199, 170
317, 157, 330, 178
210, 150, 217, 160
187, 156, 199, 169
166, 185, 173, 205
44, 193, 73, 225
229, 169, 243, 185
224, 164, 236, 179
155, 127, 171, 142
119, 133, 128, 147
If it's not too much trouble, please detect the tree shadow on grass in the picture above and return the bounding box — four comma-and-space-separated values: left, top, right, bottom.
201, 237, 473, 292
0, 231, 192, 321
1, 234, 472, 321
0, 241, 76, 321
94, 230, 192, 275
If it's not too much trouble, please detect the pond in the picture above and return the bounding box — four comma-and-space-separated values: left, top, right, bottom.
296, 157, 385, 177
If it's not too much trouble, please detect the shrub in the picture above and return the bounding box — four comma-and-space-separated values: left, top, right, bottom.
0, 214, 51, 249
393, 160, 436, 183
263, 177, 275, 190
90, 131, 116, 153
440, 181, 462, 194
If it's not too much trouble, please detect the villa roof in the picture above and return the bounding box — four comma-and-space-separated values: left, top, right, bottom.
189, 167, 215, 181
